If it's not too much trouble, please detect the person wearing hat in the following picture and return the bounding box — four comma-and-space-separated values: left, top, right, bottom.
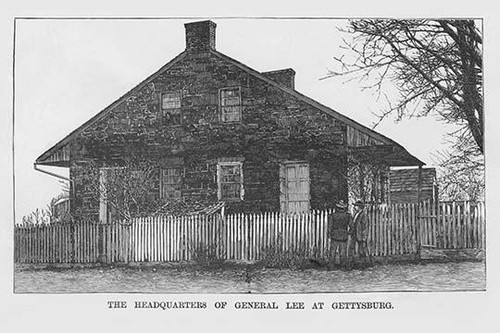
327, 200, 351, 269
348, 200, 372, 267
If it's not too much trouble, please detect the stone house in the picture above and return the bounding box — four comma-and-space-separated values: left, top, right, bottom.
35, 20, 423, 222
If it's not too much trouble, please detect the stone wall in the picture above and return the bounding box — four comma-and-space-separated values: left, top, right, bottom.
69, 51, 348, 218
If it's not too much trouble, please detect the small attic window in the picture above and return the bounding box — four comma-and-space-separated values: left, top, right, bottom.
219, 87, 241, 122
161, 92, 181, 125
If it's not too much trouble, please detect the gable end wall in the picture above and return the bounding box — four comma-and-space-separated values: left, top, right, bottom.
70, 52, 354, 218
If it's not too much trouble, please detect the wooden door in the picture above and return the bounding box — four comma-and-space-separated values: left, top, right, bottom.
280, 162, 310, 213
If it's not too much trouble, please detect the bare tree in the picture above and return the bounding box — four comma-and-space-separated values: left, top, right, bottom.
344, 156, 388, 205
20, 193, 70, 225
326, 19, 482, 151
326, 19, 484, 200
22, 208, 50, 225
82, 160, 160, 224
433, 132, 484, 201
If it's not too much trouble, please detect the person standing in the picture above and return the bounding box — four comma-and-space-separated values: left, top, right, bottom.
348, 200, 372, 267
327, 201, 350, 269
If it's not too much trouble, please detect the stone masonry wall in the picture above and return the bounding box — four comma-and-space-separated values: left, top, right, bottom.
70, 51, 348, 218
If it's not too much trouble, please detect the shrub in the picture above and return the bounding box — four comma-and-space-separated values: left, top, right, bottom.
260, 234, 318, 269
191, 243, 225, 267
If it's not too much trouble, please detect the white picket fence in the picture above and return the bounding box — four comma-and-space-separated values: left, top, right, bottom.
129, 211, 331, 262
15, 201, 485, 264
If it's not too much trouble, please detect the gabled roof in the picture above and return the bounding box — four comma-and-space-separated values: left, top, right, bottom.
36, 48, 424, 167
210, 50, 424, 166
35, 52, 187, 166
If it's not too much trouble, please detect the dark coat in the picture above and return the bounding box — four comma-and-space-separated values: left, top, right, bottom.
327, 211, 351, 242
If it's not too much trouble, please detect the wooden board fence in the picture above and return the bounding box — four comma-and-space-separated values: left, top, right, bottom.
14, 221, 99, 264
422, 201, 486, 249
366, 203, 420, 256
15, 201, 485, 264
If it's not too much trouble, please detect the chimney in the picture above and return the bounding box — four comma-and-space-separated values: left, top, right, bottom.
262, 68, 296, 90
184, 20, 216, 52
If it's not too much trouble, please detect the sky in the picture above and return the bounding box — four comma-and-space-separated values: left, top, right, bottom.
14, 18, 459, 223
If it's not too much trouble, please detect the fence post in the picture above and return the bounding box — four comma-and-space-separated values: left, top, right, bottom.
415, 202, 421, 258
123, 222, 130, 264
98, 222, 105, 263
70, 222, 75, 263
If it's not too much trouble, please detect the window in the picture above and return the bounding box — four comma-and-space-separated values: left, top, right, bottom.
217, 162, 243, 201
161, 92, 181, 125
161, 166, 182, 199
220, 87, 241, 122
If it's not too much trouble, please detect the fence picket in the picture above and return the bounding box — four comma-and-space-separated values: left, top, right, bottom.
431, 201, 436, 247
232, 214, 237, 260
399, 205, 405, 254
184, 215, 189, 261
397, 204, 402, 255
14, 201, 486, 265
399, 204, 404, 255
373, 206, 383, 256
388, 204, 394, 255
231, 214, 236, 260
477, 202, 482, 249
250, 214, 255, 260
443, 203, 448, 248
476, 202, 481, 249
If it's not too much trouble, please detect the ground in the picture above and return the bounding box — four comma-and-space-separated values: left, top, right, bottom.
14, 261, 485, 293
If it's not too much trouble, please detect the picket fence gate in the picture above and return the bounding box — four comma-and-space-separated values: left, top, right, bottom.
14, 201, 485, 264
418, 201, 485, 249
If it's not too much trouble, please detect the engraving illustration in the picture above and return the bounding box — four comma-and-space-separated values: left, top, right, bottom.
14, 19, 485, 293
